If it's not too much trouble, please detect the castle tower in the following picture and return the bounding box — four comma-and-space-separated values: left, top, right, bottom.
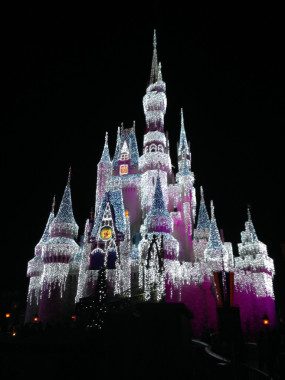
173, 109, 196, 261
139, 31, 172, 216
204, 201, 227, 270
25, 197, 55, 323
193, 187, 210, 261
235, 207, 276, 334
39, 169, 79, 324
138, 174, 179, 301
95, 132, 112, 216
79, 176, 127, 298
113, 123, 141, 235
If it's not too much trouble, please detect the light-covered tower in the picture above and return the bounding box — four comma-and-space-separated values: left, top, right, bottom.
138, 174, 179, 301
39, 169, 79, 324
235, 207, 276, 333
172, 109, 196, 261
204, 201, 227, 270
139, 31, 172, 216
25, 197, 55, 323
95, 132, 112, 216
113, 123, 141, 235
193, 187, 210, 262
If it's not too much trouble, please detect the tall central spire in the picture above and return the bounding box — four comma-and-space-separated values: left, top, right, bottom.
150, 29, 159, 84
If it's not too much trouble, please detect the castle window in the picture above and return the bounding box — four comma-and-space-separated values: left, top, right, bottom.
158, 144, 163, 152
120, 164, 129, 175
150, 144, 157, 153
145, 146, 148, 153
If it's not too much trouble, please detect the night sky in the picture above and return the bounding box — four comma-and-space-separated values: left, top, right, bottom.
1, 4, 284, 309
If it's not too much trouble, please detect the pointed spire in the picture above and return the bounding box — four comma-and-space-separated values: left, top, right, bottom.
207, 200, 224, 250
147, 173, 172, 233
178, 108, 190, 157
152, 174, 166, 211
53, 169, 78, 228
68, 166, 72, 185
196, 186, 210, 230
150, 29, 159, 84
246, 205, 258, 242
99, 132, 111, 163
52, 195, 56, 213
210, 200, 215, 219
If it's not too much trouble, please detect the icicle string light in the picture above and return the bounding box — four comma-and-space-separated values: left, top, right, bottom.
25, 31, 275, 337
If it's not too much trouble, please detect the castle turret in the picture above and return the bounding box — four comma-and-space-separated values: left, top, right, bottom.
140, 31, 172, 215
139, 173, 179, 301
172, 109, 196, 261
193, 187, 210, 261
39, 169, 79, 324
113, 123, 141, 235
25, 197, 55, 323
204, 201, 226, 269
95, 132, 112, 216
146, 174, 173, 235
235, 207, 276, 333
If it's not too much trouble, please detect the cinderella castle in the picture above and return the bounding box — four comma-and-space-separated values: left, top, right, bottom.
25, 32, 276, 336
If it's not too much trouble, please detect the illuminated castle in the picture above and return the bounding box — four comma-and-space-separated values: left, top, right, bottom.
25, 32, 276, 336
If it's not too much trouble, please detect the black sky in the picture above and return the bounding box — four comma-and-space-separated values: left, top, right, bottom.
1, 3, 284, 305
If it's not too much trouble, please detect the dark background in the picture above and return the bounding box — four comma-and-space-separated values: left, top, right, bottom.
1, 3, 284, 313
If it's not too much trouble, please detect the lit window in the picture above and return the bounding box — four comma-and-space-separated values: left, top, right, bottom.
120, 164, 129, 175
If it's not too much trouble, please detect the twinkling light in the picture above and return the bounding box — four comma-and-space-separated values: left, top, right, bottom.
144, 131, 166, 147
146, 175, 173, 233
26, 31, 275, 336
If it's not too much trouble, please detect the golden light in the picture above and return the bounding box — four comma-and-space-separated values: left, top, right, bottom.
33, 316, 40, 323
5, 313, 11, 318
12, 331, 16, 337
125, 210, 129, 218
263, 319, 269, 326
100, 226, 112, 241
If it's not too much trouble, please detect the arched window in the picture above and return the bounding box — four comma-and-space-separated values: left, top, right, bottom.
90, 249, 104, 270
107, 249, 117, 269
158, 144, 164, 152
150, 144, 157, 153
145, 146, 148, 154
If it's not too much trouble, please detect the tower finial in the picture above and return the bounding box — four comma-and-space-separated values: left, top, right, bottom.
210, 200, 215, 219
150, 30, 159, 84
181, 108, 185, 130
68, 167, 72, 185
52, 195, 56, 213
153, 29, 157, 48
105, 131, 108, 144
200, 186, 204, 199
247, 204, 251, 221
